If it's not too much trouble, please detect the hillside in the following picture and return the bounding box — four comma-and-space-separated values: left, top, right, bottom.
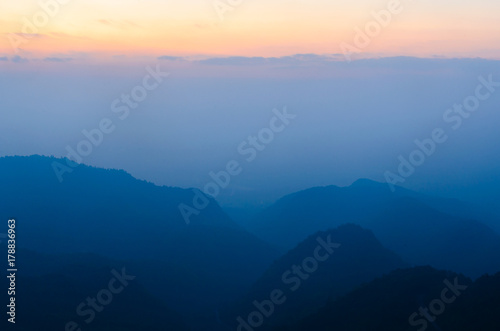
247, 179, 500, 277
279, 266, 500, 331
0, 155, 280, 318
223, 224, 406, 329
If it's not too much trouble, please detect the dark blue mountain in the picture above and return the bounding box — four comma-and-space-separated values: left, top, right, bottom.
223, 224, 406, 329
278, 266, 500, 331
247, 179, 500, 277
0, 155, 280, 318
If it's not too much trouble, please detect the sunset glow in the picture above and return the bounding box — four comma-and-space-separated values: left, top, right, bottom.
1, 0, 499, 61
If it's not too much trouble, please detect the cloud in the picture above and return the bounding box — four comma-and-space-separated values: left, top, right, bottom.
44, 57, 73, 62
11, 55, 28, 63
0, 57, 8, 61
97, 19, 111, 25
197, 54, 341, 66
193, 54, 494, 70
5, 33, 44, 39
23, 33, 43, 39
158, 55, 185, 61
198, 56, 272, 65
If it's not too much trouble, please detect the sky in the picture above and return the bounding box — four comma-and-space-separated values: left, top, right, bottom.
1, 0, 500, 60
1, 1, 499, 212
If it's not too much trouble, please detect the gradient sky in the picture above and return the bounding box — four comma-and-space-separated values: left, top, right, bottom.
1, 1, 500, 212
1, 0, 500, 60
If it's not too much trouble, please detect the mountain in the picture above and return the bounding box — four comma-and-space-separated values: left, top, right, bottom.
279, 266, 500, 331
223, 224, 406, 329
0, 155, 280, 317
0, 244, 188, 331
441, 271, 500, 330
366, 197, 500, 277
13, 245, 230, 321
279, 266, 471, 331
247, 179, 500, 277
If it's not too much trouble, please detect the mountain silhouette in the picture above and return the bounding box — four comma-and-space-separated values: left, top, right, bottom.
279, 266, 500, 331
0, 244, 188, 331
247, 179, 500, 277
223, 224, 406, 329
0, 155, 280, 318
2, 156, 499, 330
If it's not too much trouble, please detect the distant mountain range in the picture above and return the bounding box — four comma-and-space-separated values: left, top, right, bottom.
1, 155, 499, 330
0, 246, 188, 331
247, 179, 500, 277
0, 155, 280, 319
223, 224, 406, 329
278, 266, 500, 331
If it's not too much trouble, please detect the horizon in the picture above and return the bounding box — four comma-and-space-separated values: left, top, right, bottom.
0, 153, 496, 215
2, 55, 499, 210
2, 0, 500, 59
2, 1, 500, 330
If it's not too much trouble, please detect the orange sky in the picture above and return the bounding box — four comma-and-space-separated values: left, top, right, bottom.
1, 0, 499, 60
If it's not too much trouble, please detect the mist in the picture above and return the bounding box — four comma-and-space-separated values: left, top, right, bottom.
1, 56, 500, 211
